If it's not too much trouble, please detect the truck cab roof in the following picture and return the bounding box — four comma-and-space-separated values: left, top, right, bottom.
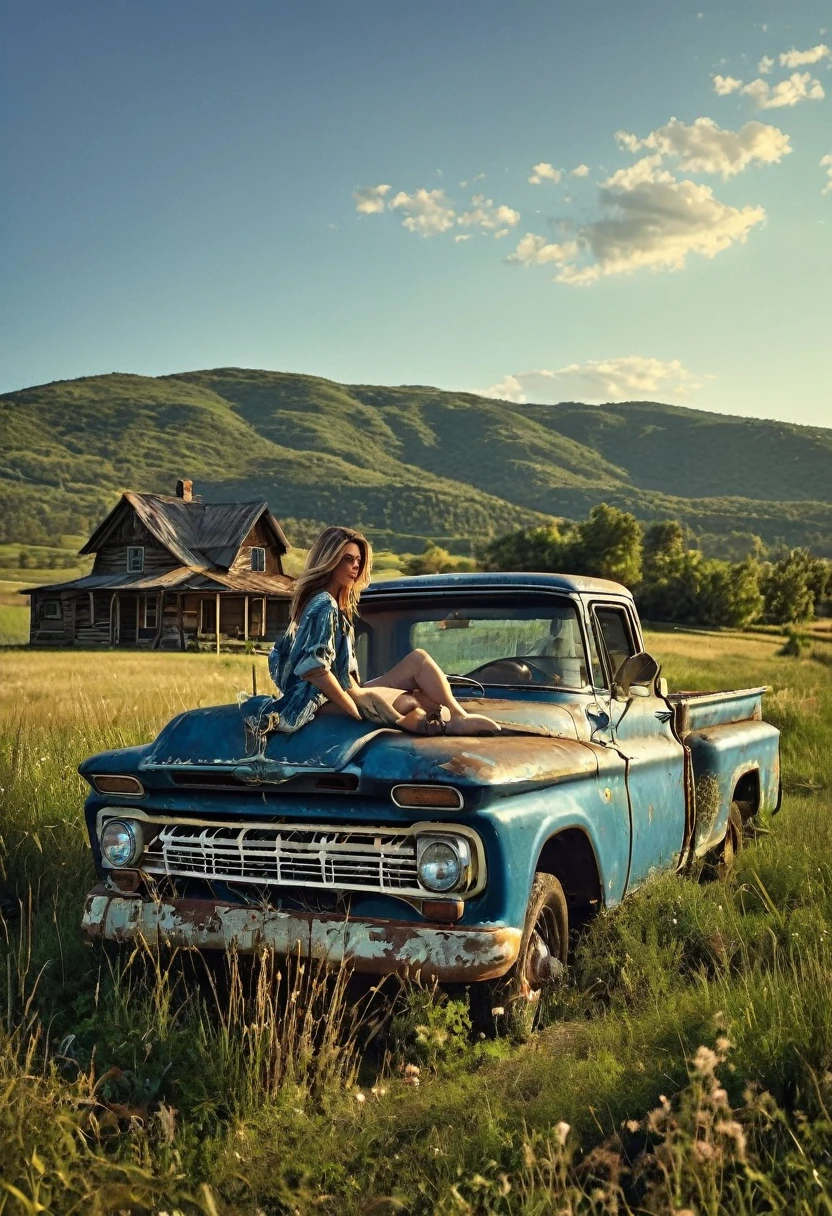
361, 571, 633, 599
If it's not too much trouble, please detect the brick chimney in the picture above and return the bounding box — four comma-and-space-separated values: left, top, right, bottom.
175, 478, 194, 503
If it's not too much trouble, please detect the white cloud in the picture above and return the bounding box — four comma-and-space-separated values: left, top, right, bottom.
603, 154, 666, 190
569, 172, 765, 284
614, 116, 791, 178
713, 74, 744, 95
509, 157, 766, 286
457, 195, 521, 234
758, 55, 775, 74
741, 71, 825, 108
528, 162, 562, 184
779, 43, 830, 67
353, 184, 391, 215
481, 356, 706, 405
389, 188, 457, 236
505, 233, 579, 266
821, 154, 832, 194
454, 233, 473, 242
571, 163, 591, 177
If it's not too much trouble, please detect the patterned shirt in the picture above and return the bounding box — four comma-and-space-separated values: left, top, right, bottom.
265, 591, 358, 732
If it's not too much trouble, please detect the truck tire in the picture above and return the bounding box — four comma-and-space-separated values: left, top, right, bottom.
703, 801, 743, 881
720, 802, 744, 871
472, 872, 568, 1040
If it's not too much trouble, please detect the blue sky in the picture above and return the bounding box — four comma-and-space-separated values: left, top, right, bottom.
1, 0, 830, 425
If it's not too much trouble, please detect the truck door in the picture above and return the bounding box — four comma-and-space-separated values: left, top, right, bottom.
588, 602, 687, 891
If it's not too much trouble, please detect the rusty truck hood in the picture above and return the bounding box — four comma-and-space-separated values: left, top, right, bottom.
138, 695, 590, 791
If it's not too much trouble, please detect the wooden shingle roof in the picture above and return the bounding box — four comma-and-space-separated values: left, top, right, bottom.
80, 492, 290, 571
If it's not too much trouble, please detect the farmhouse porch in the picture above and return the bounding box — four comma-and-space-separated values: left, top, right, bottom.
26, 571, 292, 650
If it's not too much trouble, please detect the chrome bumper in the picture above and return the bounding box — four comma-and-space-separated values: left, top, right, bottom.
81, 888, 521, 982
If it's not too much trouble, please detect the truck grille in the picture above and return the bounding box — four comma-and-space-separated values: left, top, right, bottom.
141, 821, 423, 895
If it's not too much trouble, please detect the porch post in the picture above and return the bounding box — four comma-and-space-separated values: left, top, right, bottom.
115, 593, 120, 646
177, 594, 185, 651
243, 595, 249, 642
216, 591, 221, 655
153, 593, 164, 649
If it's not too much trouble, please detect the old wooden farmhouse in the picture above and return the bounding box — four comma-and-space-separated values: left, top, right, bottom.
24, 479, 295, 649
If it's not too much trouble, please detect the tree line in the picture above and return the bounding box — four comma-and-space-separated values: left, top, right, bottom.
407, 505, 832, 627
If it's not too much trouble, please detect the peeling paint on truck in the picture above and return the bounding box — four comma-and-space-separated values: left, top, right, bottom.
78, 573, 781, 984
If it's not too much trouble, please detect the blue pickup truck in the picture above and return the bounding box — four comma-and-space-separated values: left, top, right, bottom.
80, 573, 780, 1023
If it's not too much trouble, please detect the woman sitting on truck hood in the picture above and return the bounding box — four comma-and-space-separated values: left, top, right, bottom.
267, 526, 499, 735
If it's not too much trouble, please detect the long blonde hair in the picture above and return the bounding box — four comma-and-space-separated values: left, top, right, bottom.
290, 526, 373, 624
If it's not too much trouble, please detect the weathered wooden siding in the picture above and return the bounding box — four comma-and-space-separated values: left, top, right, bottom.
28, 590, 76, 646
230, 519, 284, 576
93, 511, 180, 575
74, 591, 115, 646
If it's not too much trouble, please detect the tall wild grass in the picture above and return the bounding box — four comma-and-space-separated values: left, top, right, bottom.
1, 636, 831, 1212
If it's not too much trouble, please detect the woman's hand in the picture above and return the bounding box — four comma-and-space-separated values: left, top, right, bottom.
304, 668, 363, 720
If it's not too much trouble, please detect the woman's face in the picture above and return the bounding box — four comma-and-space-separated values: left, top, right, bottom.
331, 542, 364, 590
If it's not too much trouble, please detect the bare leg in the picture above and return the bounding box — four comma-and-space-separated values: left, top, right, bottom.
364, 650, 499, 734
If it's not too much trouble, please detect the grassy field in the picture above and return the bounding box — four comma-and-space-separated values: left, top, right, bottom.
1, 633, 832, 1213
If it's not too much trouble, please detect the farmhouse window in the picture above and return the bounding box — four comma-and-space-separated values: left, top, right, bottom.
127, 546, 145, 573
143, 595, 158, 629
43, 599, 62, 620
250, 547, 266, 572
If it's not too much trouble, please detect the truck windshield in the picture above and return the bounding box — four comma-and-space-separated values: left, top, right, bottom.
356, 595, 589, 690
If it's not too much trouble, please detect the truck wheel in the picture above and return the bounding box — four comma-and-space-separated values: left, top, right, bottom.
472, 872, 568, 1040
703, 801, 743, 881
719, 802, 744, 872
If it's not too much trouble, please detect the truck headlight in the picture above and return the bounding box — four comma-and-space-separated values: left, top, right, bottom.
416, 835, 471, 894
100, 819, 143, 868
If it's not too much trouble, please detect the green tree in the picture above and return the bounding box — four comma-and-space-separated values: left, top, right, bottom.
696, 556, 763, 628
573, 504, 643, 587
639, 523, 703, 622
478, 524, 566, 573
403, 542, 476, 576
762, 550, 816, 624
17, 550, 32, 569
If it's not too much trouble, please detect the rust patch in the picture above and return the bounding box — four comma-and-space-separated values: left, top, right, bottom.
437, 736, 597, 789
81, 889, 521, 982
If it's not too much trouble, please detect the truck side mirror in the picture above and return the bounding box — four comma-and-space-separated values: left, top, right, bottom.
613, 652, 661, 700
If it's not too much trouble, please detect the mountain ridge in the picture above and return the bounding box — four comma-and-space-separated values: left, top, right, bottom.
2, 366, 831, 555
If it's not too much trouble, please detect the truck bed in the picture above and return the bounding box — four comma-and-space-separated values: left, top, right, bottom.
667, 687, 767, 737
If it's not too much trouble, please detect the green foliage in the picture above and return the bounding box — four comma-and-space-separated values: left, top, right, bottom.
762, 549, 818, 624
390, 985, 473, 1070
697, 555, 765, 628
5, 367, 832, 558
572, 503, 643, 585
484, 511, 832, 631
403, 542, 477, 575
478, 523, 565, 572
778, 629, 810, 657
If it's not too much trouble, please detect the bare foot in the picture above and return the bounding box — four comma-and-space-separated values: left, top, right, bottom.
446, 713, 501, 736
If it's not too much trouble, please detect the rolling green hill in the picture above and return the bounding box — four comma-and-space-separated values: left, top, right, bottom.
2, 366, 832, 555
